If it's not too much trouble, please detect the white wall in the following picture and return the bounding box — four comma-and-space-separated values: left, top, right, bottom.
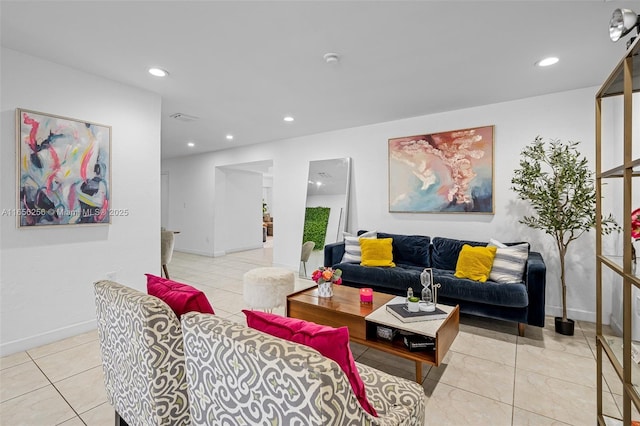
0, 48, 162, 355
161, 172, 170, 229
263, 175, 273, 215
219, 169, 263, 254
164, 154, 216, 256
163, 86, 612, 323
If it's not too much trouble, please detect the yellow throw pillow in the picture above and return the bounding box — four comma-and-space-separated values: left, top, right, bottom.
454, 244, 497, 282
360, 238, 395, 267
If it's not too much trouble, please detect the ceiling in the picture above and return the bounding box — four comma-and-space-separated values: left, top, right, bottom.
1, 1, 637, 159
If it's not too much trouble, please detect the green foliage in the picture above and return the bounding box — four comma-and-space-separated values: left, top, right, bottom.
511, 137, 620, 321
303, 207, 330, 250
511, 137, 619, 242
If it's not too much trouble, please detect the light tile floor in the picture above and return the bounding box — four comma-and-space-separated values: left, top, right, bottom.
0, 245, 626, 425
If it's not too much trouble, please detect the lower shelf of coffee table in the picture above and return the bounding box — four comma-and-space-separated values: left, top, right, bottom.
363, 305, 459, 366
361, 327, 437, 364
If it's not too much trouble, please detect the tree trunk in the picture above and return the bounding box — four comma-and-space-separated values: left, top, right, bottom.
556, 236, 568, 322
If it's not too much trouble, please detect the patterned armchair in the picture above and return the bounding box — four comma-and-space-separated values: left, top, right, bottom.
94, 280, 190, 426
181, 312, 425, 425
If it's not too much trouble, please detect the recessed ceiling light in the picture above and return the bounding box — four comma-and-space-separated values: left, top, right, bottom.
148, 67, 169, 77
226, 134, 234, 140
323, 53, 340, 64
187, 142, 195, 147
283, 116, 294, 122
535, 57, 559, 67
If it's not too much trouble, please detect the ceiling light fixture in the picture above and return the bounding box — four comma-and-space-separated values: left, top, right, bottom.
323, 53, 340, 64
535, 57, 559, 67
283, 116, 294, 122
187, 142, 195, 147
226, 134, 234, 140
609, 8, 640, 48
148, 67, 169, 77
169, 112, 199, 122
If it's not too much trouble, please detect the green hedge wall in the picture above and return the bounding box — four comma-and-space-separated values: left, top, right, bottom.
303, 207, 330, 250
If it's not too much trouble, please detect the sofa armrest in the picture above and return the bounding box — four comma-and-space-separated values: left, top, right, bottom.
324, 242, 345, 267
356, 363, 425, 424
525, 251, 546, 327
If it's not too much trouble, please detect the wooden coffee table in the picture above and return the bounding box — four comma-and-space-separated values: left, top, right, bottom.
286, 285, 459, 382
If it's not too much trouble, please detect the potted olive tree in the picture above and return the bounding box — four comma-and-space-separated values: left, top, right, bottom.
511, 137, 619, 335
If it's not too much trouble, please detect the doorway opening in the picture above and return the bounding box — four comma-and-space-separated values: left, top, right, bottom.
214, 160, 274, 254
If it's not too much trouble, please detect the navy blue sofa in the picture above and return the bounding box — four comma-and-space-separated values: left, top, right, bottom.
324, 232, 546, 335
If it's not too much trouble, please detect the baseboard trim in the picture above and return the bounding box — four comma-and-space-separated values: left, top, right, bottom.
545, 305, 596, 323
173, 248, 214, 257
0, 319, 97, 357
175, 246, 265, 257
226, 244, 264, 254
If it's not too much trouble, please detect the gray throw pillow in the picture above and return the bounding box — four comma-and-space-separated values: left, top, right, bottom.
341, 230, 377, 263
487, 240, 528, 283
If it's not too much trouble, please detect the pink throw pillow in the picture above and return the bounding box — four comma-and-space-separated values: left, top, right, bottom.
243, 310, 377, 417
145, 274, 214, 318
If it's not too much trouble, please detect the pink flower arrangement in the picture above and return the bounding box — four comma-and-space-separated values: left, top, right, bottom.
632, 208, 640, 240
311, 267, 343, 285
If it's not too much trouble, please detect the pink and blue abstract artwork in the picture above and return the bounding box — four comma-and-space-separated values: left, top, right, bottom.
388, 125, 494, 213
17, 109, 111, 227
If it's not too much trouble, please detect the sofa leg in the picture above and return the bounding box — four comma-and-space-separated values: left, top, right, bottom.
115, 412, 129, 426
518, 323, 525, 337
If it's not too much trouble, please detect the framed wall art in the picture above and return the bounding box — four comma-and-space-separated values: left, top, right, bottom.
16, 108, 112, 227
389, 125, 494, 214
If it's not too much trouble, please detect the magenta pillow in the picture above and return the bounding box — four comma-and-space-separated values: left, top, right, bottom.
243, 310, 377, 417
145, 274, 214, 318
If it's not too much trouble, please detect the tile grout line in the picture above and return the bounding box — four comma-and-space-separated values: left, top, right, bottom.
512, 333, 520, 425
26, 335, 100, 363
0, 358, 50, 404
513, 329, 599, 424
26, 351, 89, 426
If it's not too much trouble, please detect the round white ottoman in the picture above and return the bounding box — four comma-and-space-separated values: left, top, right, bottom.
243, 267, 295, 312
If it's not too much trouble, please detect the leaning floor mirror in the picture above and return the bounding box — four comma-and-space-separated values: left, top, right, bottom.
300, 158, 351, 278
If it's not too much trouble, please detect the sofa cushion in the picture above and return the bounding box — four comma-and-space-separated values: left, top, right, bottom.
454, 245, 497, 282
342, 230, 377, 263
434, 269, 528, 307
146, 274, 215, 318
242, 310, 377, 417
431, 237, 489, 270
377, 232, 431, 267
488, 242, 529, 283
360, 238, 395, 267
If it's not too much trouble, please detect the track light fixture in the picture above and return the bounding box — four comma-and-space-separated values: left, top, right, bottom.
609, 8, 640, 48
